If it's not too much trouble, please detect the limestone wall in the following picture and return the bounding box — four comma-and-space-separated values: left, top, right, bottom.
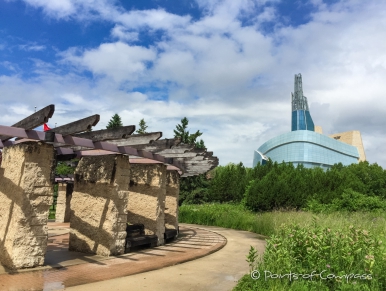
0, 142, 55, 269
165, 170, 180, 230
329, 130, 366, 162
314, 125, 323, 134
69, 155, 130, 256
55, 183, 73, 223
127, 164, 166, 246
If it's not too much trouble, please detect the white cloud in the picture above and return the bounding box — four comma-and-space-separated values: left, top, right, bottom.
111, 25, 138, 42
62, 42, 156, 82
23, 0, 76, 18
2, 0, 386, 168
19, 44, 46, 51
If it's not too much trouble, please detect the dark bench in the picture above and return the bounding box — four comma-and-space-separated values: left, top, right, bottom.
125, 224, 158, 252
164, 228, 179, 240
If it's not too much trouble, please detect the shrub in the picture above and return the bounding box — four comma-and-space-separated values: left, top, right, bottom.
236, 223, 386, 291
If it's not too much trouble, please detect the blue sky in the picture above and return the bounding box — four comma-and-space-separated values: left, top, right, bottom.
1, 0, 386, 167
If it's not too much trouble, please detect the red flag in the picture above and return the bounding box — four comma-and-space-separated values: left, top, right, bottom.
43, 123, 51, 131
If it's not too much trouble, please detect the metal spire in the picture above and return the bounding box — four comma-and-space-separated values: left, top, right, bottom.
291, 73, 309, 111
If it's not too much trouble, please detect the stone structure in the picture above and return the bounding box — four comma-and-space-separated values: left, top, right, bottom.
0, 142, 55, 269
314, 125, 323, 134
165, 170, 180, 231
55, 183, 73, 223
127, 164, 166, 246
329, 130, 366, 162
69, 155, 130, 256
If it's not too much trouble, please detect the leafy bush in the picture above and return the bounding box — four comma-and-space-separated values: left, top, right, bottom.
235, 223, 386, 291
208, 162, 250, 203
244, 163, 309, 211
307, 189, 386, 213
179, 174, 210, 205
180, 160, 386, 212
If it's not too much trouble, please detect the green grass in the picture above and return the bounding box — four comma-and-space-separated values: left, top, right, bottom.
179, 203, 386, 237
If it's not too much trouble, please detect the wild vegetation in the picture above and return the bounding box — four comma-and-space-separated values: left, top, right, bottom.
179, 161, 386, 290
180, 160, 386, 213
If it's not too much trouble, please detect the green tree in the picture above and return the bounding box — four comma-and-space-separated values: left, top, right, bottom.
174, 117, 207, 204
106, 113, 123, 129
55, 161, 75, 175
136, 118, 148, 134
173, 117, 206, 148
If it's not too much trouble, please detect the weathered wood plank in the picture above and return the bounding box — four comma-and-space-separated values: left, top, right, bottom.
117, 146, 139, 156
74, 125, 135, 141
0, 104, 55, 141
49, 114, 100, 136
56, 147, 74, 155
108, 132, 162, 146
137, 149, 154, 160
156, 144, 194, 155
128, 138, 181, 151
160, 152, 199, 158
93, 141, 119, 152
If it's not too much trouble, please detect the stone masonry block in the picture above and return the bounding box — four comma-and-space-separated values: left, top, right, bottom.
55, 183, 73, 223
0, 142, 55, 269
127, 164, 166, 246
69, 155, 130, 256
165, 170, 180, 230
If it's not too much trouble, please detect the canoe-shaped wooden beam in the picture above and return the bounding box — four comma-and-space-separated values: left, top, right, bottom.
108, 132, 162, 146
0, 104, 55, 141
49, 114, 100, 136
74, 125, 135, 141
128, 138, 181, 151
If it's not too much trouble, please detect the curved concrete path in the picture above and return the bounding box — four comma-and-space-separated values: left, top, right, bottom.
0, 224, 266, 291
67, 224, 266, 291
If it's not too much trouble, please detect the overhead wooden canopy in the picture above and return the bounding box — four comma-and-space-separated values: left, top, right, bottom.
0, 104, 219, 177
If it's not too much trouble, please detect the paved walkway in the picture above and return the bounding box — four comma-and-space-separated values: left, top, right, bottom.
0, 223, 266, 291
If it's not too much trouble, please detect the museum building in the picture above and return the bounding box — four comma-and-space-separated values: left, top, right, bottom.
253, 74, 366, 169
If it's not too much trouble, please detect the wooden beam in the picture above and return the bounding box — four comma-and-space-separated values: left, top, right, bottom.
0, 104, 55, 141
128, 138, 181, 152
108, 132, 162, 146
49, 114, 100, 136
74, 125, 135, 141
160, 152, 199, 158
156, 144, 194, 155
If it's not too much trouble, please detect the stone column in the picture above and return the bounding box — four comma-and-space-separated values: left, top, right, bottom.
55, 183, 73, 223
69, 155, 130, 256
165, 170, 180, 231
0, 142, 55, 269
127, 164, 166, 246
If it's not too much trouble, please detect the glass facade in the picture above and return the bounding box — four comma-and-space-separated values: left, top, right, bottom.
253, 131, 360, 168
292, 110, 315, 131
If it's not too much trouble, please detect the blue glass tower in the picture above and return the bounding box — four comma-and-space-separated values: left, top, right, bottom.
253, 73, 361, 169
291, 74, 314, 131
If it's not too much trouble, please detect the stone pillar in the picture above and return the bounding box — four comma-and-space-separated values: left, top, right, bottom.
55, 183, 73, 223
165, 170, 180, 231
128, 164, 166, 246
0, 142, 55, 269
69, 155, 130, 256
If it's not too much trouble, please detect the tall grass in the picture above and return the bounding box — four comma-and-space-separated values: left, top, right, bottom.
179, 203, 386, 237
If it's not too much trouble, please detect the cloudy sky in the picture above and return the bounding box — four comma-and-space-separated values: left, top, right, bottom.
0, 0, 385, 167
